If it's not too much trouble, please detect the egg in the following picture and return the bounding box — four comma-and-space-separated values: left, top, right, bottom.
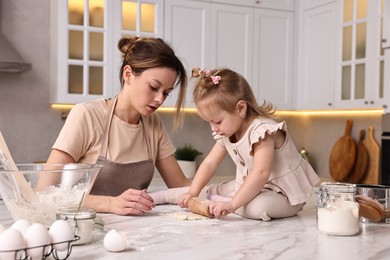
49, 220, 74, 251
0, 228, 25, 260
24, 223, 51, 260
103, 229, 127, 252
11, 219, 31, 234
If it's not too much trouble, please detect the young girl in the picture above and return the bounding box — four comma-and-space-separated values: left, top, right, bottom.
152, 67, 319, 221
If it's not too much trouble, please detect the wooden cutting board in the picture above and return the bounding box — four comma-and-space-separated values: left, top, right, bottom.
362, 126, 380, 184
329, 120, 356, 182
348, 129, 368, 184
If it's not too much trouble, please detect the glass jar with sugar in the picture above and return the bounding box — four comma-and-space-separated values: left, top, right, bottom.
57, 208, 96, 245
316, 182, 360, 236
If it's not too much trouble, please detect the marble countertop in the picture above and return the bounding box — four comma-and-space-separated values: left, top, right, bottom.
1, 194, 390, 260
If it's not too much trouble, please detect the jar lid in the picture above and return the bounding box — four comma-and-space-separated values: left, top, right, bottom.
57, 208, 96, 220
320, 182, 357, 193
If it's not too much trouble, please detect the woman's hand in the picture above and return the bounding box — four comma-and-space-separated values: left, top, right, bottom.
177, 192, 195, 208
110, 189, 155, 215
209, 201, 234, 218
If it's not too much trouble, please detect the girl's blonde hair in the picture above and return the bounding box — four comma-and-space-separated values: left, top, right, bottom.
118, 37, 187, 128
192, 68, 275, 119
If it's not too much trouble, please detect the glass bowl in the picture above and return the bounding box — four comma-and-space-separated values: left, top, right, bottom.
0, 163, 102, 226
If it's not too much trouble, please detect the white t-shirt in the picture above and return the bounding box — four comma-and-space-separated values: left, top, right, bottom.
53, 98, 175, 164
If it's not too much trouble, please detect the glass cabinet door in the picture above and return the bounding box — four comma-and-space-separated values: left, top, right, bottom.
337, 0, 386, 109
68, 0, 105, 97
51, 0, 163, 104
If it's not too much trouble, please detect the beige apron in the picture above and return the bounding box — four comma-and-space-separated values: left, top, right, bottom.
90, 96, 154, 196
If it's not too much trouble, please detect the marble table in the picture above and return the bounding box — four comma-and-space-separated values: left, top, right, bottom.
1, 195, 390, 260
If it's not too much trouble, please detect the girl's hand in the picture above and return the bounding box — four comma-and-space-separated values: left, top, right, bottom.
209, 201, 234, 218
110, 189, 155, 215
177, 192, 195, 208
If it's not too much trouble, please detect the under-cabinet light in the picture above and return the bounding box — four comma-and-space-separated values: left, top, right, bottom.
275, 109, 384, 117
51, 104, 384, 117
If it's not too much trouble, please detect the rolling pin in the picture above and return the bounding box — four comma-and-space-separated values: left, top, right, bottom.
187, 197, 228, 218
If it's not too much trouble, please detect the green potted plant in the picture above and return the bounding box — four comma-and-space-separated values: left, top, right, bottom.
175, 144, 202, 179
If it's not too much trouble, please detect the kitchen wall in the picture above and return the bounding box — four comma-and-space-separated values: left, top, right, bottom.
0, 0, 383, 181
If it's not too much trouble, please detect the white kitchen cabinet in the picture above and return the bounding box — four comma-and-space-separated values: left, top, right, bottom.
297, 2, 337, 109
382, 0, 390, 49
211, 0, 294, 11
302, 0, 336, 10
252, 8, 295, 110
163, 0, 210, 107
209, 4, 253, 84
334, 0, 387, 110
298, 0, 387, 110
50, 0, 163, 104
163, 0, 253, 107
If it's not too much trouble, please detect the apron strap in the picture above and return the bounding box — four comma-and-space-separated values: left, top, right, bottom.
99, 96, 152, 160
99, 96, 117, 158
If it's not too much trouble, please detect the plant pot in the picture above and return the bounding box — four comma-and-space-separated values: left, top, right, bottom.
177, 160, 197, 179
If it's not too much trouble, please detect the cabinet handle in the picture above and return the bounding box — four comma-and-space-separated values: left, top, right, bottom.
383, 39, 387, 43
383, 104, 388, 109
364, 100, 369, 104
256, 0, 261, 4
328, 102, 332, 106
370, 100, 374, 104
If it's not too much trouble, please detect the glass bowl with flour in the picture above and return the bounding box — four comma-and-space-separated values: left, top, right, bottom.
0, 163, 102, 226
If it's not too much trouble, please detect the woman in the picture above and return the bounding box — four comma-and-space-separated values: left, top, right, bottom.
46, 37, 191, 215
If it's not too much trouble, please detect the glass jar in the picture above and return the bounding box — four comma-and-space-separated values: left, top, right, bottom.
57, 208, 96, 245
316, 182, 360, 236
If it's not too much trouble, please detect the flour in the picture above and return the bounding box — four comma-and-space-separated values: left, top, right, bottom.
317, 200, 359, 236
172, 212, 208, 221
6, 185, 87, 226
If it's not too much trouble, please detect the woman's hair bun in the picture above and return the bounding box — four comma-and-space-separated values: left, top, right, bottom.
118, 37, 139, 54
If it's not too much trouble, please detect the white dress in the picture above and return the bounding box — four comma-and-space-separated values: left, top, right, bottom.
215, 118, 320, 206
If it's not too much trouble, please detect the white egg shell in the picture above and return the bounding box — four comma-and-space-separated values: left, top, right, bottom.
0, 224, 6, 234
11, 219, 31, 234
0, 228, 25, 260
103, 229, 127, 252
24, 223, 51, 260
49, 220, 74, 251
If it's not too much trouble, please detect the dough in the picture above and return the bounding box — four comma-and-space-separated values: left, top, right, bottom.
173, 211, 208, 220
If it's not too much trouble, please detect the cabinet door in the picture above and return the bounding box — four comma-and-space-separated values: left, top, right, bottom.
334, 0, 387, 109
50, 0, 112, 104
383, 0, 390, 49
163, 0, 210, 107
254, 0, 295, 11
209, 3, 253, 83
50, 0, 162, 104
252, 9, 294, 110
297, 3, 337, 109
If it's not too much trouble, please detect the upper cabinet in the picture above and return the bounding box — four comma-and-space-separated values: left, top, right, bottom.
298, 0, 388, 110
252, 8, 294, 110
297, 2, 337, 109
162, 0, 210, 107
334, 0, 387, 110
163, 0, 294, 109
50, 0, 163, 104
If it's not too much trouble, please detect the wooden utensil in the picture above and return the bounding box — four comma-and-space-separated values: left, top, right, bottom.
355, 195, 390, 222
187, 197, 228, 218
348, 129, 368, 184
362, 126, 380, 184
329, 120, 356, 182
0, 132, 38, 203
